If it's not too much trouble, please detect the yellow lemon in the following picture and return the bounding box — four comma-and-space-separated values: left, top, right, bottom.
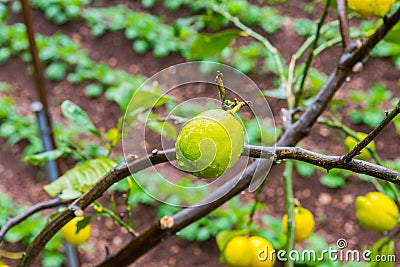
356, 191, 399, 232
248, 236, 276, 267
61, 217, 91, 246
347, 0, 395, 18
282, 206, 315, 242
224, 236, 252, 267
344, 132, 375, 160
175, 109, 244, 178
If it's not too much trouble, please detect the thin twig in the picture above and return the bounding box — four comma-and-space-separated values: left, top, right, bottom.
18, 7, 400, 266
286, 56, 296, 110
247, 183, 264, 229
337, 0, 350, 49
98, 147, 400, 266
208, 3, 287, 85
18, 143, 400, 266
0, 198, 72, 242
283, 160, 295, 267
278, 5, 400, 147
295, 0, 331, 107
243, 146, 400, 184
93, 201, 137, 236
319, 117, 383, 190
343, 100, 400, 162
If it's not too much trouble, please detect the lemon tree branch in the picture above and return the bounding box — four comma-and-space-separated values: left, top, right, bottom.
97, 145, 400, 266
97, 8, 400, 265
208, 2, 287, 85
336, 0, 350, 49
343, 100, 400, 162
17, 142, 400, 266
277, 5, 400, 147
244, 146, 400, 184
17, 149, 175, 267
295, 0, 331, 107
18, 6, 400, 267
0, 197, 73, 242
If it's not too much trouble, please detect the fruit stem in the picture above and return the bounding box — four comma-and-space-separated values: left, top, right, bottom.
215, 72, 227, 104
229, 101, 246, 115
215, 72, 251, 114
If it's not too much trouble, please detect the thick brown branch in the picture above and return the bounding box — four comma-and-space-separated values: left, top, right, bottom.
343, 100, 400, 162
97, 7, 400, 266
0, 198, 72, 242
277, 6, 400, 147
18, 6, 400, 267
97, 147, 400, 266
17, 150, 175, 267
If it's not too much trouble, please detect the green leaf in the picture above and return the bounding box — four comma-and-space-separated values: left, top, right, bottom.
369, 237, 395, 267
188, 30, 240, 59
385, 23, 400, 45
320, 170, 346, 188
76, 216, 91, 234
43, 158, 116, 199
23, 150, 64, 166
61, 100, 101, 137
45, 62, 68, 81
42, 251, 65, 267
178, 223, 199, 241
393, 115, 400, 136
296, 161, 315, 178
84, 84, 103, 97
127, 89, 172, 114
215, 229, 249, 253
293, 18, 315, 36
105, 128, 120, 147
263, 87, 287, 99
146, 121, 177, 139
196, 227, 211, 241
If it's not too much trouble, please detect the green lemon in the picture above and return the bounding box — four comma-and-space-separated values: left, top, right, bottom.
344, 132, 375, 161
175, 109, 244, 178
347, 0, 395, 18
356, 191, 399, 232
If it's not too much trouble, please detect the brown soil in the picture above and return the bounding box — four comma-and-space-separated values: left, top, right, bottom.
0, 1, 399, 267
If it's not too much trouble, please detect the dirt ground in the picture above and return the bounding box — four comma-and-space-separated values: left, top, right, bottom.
0, 1, 399, 267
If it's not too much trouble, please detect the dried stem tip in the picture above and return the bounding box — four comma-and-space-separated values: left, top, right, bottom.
159, 216, 174, 230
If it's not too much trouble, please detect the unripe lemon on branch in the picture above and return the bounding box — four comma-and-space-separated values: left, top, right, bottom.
356, 191, 399, 232
61, 217, 91, 246
175, 109, 244, 178
223, 235, 276, 267
347, 0, 395, 19
282, 205, 315, 242
344, 132, 375, 160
